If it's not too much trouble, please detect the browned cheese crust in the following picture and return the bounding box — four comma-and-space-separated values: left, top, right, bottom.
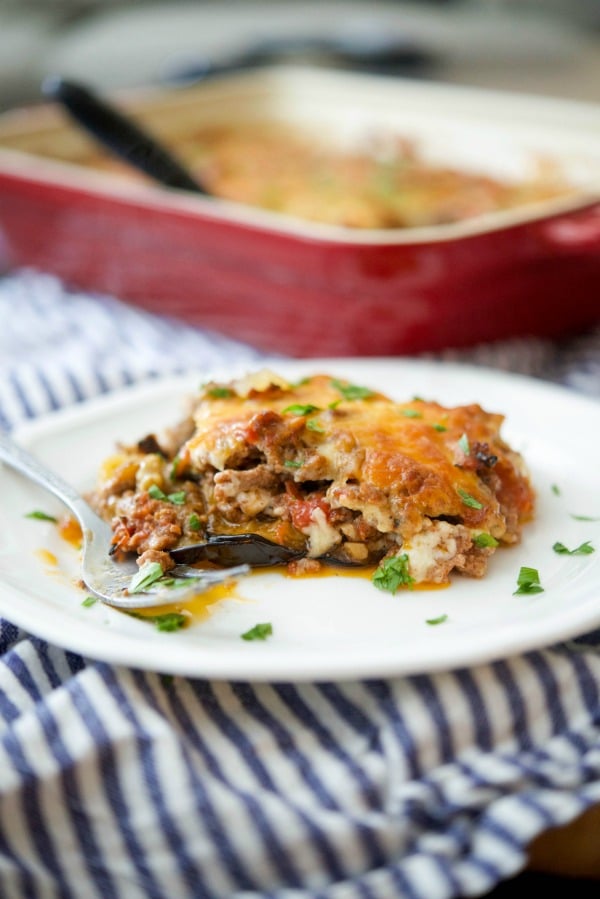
74, 124, 572, 230
89, 370, 535, 585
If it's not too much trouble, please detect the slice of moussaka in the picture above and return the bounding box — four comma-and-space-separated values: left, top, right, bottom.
90, 370, 535, 588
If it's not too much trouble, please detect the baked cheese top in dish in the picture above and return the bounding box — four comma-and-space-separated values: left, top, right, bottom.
72, 124, 572, 230
89, 370, 535, 589
181, 125, 571, 229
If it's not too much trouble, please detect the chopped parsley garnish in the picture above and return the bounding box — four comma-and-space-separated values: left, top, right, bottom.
458, 433, 470, 455
158, 577, 193, 589
128, 561, 164, 594
553, 540, 595, 556
149, 613, 187, 632
170, 455, 181, 480
551, 484, 561, 496
570, 514, 600, 522
207, 387, 233, 398
148, 484, 186, 504
473, 532, 499, 548
282, 403, 320, 415
514, 566, 544, 595
25, 510, 58, 522
128, 611, 188, 632
400, 408, 422, 419
457, 489, 484, 510
81, 595, 98, 608
372, 553, 415, 593
129, 559, 215, 599
432, 423, 447, 433
306, 418, 325, 433
331, 379, 374, 401
241, 622, 273, 641
284, 460, 302, 469
426, 614, 448, 626
148, 484, 168, 501
188, 512, 202, 531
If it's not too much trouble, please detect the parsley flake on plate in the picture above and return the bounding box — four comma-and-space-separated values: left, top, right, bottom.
553, 540, 595, 556
129, 612, 188, 632
152, 613, 188, 632
241, 622, 273, 641
514, 566, 544, 595
426, 614, 448, 626
372, 553, 415, 593
25, 510, 58, 522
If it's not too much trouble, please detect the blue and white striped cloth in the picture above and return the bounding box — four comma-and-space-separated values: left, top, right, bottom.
1, 269, 600, 899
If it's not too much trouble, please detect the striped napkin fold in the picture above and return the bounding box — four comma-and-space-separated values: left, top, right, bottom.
0, 269, 599, 899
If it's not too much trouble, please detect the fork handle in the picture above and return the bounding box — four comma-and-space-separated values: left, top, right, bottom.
0, 429, 95, 524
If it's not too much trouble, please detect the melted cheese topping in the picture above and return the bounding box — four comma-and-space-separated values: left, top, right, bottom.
183, 371, 533, 546
91, 370, 534, 586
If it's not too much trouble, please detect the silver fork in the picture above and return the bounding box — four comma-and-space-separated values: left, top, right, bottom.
0, 430, 249, 609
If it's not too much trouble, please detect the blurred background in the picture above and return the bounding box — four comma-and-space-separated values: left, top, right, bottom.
0, 0, 598, 111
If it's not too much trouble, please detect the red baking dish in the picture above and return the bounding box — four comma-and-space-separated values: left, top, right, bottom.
0, 67, 598, 357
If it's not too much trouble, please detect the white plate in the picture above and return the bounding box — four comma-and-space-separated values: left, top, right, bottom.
1, 358, 599, 682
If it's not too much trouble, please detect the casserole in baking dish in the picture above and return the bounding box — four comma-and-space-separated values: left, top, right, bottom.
0, 67, 598, 356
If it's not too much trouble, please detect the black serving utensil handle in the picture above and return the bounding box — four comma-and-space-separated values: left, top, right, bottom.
42, 75, 206, 195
